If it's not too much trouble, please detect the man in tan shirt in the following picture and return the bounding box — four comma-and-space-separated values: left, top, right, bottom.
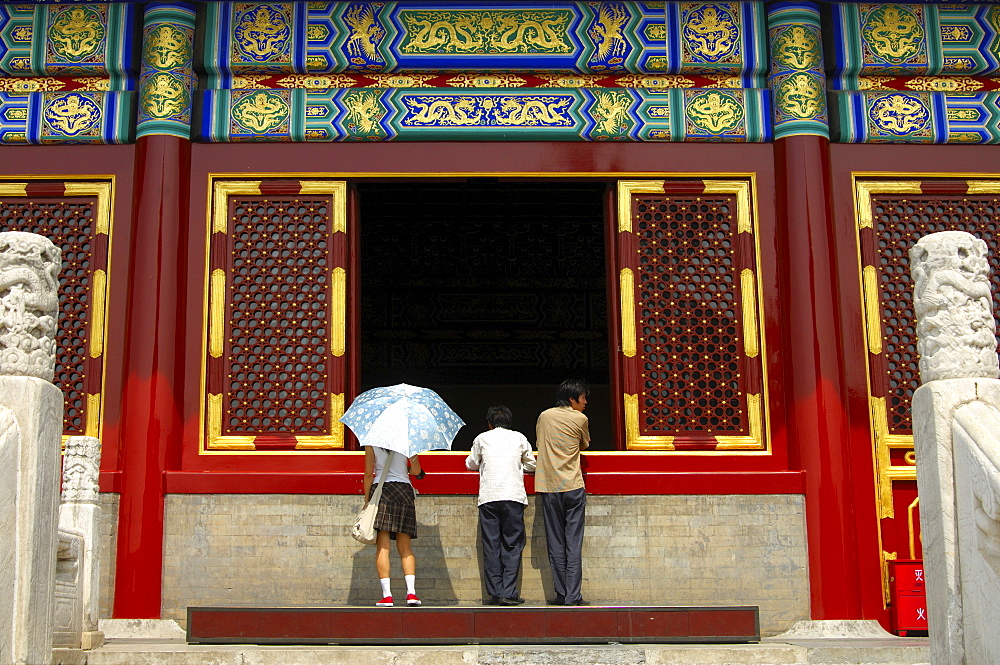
534, 379, 590, 605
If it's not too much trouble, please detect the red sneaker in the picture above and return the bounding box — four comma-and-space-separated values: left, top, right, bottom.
406, 593, 421, 607
376, 596, 393, 607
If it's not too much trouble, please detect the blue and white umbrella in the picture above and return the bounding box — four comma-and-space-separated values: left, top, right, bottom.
340, 383, 465, 456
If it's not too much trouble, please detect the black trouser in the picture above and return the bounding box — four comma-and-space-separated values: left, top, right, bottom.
540, 487, 586, 604
479, 500, 526, 601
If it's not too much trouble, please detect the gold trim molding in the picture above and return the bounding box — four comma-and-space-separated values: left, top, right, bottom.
212, 181, 262, 234
870, 396, 918, 521
0, 183, 28, 196
89, 269, 106, 358
855, 181, 922, 230
332, 267, 346, 357
908, 497, 920, 559
65, 182, 112, 235
300, 181, 348, 233
965, 181, 1000, 195
85, 393, 101, 438
624, 392, 675, 450
203, 178, 350, 454
862, 265, 883, 355
206, 393, 256, 450
715, 393, 764, 450
209, 269, 226, 359
619, 268, 636, 358
702, 180, 752, 234
740, 269, 759, 358
616, 180, 664, 234
881, 549, 897, 606
295, 393, 345, 450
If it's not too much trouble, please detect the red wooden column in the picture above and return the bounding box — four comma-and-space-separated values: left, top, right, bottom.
768, 2, 864, 619
775, 136, 863, 618
113, 2, 197, 618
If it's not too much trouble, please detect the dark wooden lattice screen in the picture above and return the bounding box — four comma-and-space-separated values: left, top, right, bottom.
205, 180, 348, 451
853, 180, 1000, 592
862, 189, 1000, 436
858, 181, 1000, 519
0, 182, 110, 440
615, 180, 766, 451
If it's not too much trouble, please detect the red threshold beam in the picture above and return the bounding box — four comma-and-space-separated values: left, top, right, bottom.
187, 605, 760, 645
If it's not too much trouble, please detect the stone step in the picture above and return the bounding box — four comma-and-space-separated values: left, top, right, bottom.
63, 640, 932, 665
56, 619, 930, 665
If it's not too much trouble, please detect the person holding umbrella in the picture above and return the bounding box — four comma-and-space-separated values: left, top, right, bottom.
342, 384, 466, 608
362, 445, 423, 607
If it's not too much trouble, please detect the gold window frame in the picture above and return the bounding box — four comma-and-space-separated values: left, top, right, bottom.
617, 178, 770, 453
0, 179, 113, 444
854, 175, 1000, 605
201, 178, 348, 454
854, 178, 1000, 512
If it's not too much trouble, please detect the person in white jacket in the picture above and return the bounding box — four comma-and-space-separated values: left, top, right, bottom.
465, 405, 536, 606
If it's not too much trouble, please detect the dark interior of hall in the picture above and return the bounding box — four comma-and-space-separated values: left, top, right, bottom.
358, 180, 612, 451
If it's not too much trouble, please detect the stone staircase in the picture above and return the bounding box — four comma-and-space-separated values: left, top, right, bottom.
53, 619, 931, 665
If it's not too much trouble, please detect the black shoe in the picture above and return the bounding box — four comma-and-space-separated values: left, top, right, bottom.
547, 596, 565, 606
514, 597, 526, 604
498, 597, 520, 606
568, 599, 590, 606
484, 596, 499, 606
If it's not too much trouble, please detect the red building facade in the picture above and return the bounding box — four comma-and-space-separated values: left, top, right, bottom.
2, 0, 1000, 632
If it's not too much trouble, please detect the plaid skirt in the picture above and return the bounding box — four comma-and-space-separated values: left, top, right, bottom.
369, 481, 417, 539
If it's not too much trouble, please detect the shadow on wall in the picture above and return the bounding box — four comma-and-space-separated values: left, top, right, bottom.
347, 523, 459, 606
529, 497, 554, 602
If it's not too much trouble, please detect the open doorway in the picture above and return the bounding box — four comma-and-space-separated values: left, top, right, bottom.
358, 180, 611, 450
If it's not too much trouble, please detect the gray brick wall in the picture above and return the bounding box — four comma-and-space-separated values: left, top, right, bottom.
160, 494, 809, 635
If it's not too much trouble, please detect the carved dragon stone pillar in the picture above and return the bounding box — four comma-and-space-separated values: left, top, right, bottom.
911, 231, 1000, 665
0, 231, 64, 665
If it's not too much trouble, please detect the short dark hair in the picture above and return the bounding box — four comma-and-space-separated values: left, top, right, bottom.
486, 405, 513, 429
555, 379, 590, 407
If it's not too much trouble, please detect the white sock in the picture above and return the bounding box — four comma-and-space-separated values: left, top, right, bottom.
380, 578, 391, 598
405, 574, 416, 595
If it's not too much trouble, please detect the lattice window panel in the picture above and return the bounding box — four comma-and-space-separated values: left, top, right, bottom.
616, 181, 765, 451
205, 181, 347, 451
860, 191, 1000, 436
0, 184, 110, 439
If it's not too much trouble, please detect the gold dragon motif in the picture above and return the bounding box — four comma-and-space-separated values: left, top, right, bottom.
404, 96, 483, 126
494, 96, 572, 126
862, 5, 924, 63
774, 25, 819, 71
234, 5, 291, 61
144, 24, 190, 71
686, 91, 743, 133
682, 4, 738, 63
869, 94, 929, 135
401, 13, 483, 52
48, 6, 105, 61
777, 72, 823, 119
141, 73, 187, 118
495, 13, 571, 53
232, 91, 288, 133
44, 93, 99, 135
400, 11, 571, 54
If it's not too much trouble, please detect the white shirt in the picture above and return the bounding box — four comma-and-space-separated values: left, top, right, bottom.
465, 427, 536, 506
372, 446, 410, 485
